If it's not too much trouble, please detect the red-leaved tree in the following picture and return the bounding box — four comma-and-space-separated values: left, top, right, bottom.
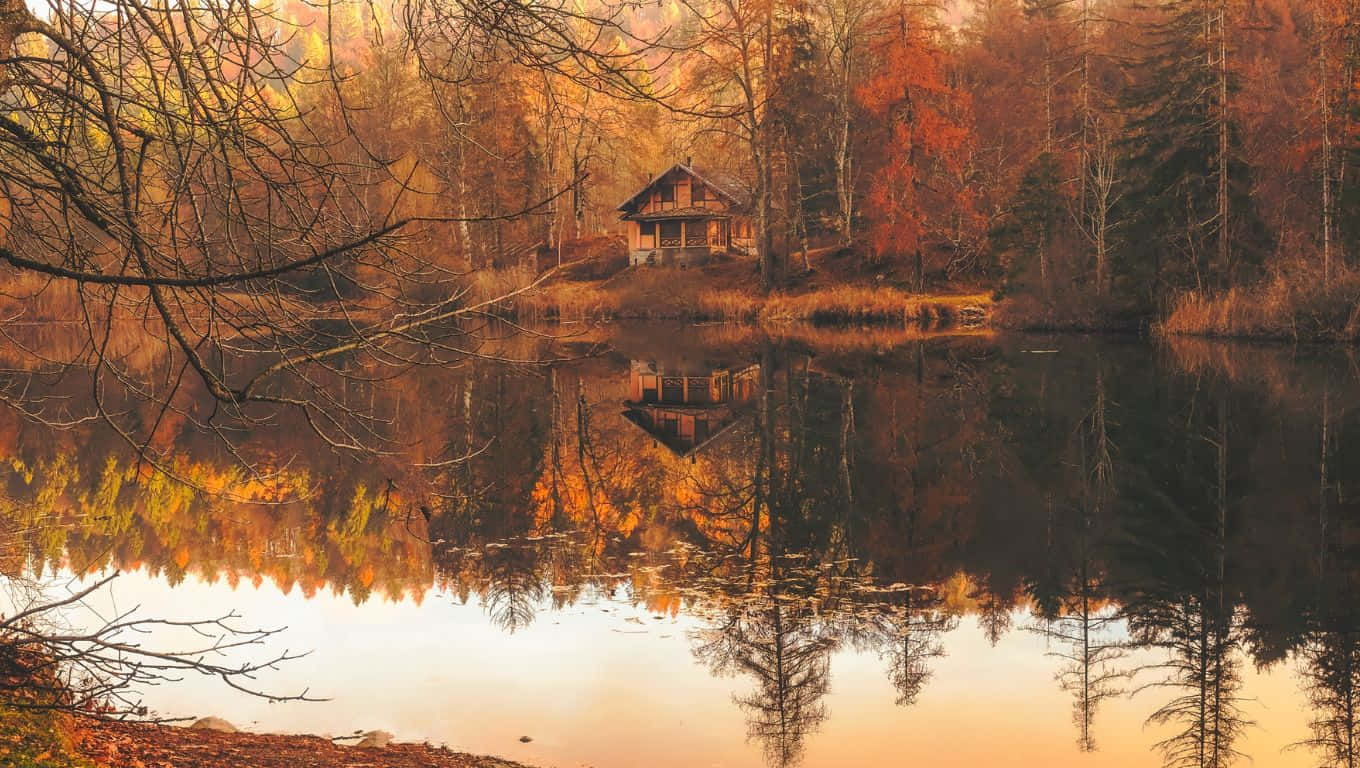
856, 6, 977, 289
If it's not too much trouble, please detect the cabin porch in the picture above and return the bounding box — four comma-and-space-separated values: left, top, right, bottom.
627, 216, 735, 267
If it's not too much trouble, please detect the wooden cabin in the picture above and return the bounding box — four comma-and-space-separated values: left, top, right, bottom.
617, 162, 754, 267
623, 359, 760, 459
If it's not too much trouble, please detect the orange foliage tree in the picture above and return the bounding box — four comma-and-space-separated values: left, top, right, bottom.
855, 7, 977, 288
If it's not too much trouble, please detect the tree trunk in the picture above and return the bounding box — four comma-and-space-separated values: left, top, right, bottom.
1216, 2, 1230, 274
1321, 8, 1334, 288
785, 135, 811, 273
836, 115, 853, 245
834, 59, 854, 246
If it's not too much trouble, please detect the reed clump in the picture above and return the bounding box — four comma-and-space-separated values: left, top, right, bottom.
1159, 267, 1360, 342
758, 285, 991, 327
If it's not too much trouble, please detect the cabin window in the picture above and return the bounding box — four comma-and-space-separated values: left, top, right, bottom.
692, 184, 706, 204
659, 220, 682, 247
661, 377, 684, 402
686, 378, 711, 403
685, 224, 707, 247
660, 184, 675, 203
640, 222, 655, 236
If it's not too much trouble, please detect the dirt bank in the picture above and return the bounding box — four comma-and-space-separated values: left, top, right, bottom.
75, 718, 537, 768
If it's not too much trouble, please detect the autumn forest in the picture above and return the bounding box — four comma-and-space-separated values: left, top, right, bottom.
2, 0, 1360, 766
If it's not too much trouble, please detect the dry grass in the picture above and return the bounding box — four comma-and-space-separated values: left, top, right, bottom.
513, 265, 762, 322
1158, 267, 1360, 342
510, 262, 992, 330
466, 263, 541, 306
759, 285, 991, 327
553, 235, 628, 279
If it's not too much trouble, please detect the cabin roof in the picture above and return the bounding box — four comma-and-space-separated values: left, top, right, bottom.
617, 164, 752, 214
623, 206, 733, 222
621, 406, 748, 459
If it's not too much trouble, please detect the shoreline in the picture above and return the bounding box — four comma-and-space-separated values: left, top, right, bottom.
493, 256, 996, 330
522, 270, 1360, 348
481, 251, 1360, 345
62, 714, 541, 768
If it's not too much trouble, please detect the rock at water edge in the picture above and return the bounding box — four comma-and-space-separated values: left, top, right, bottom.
188, 717, 238, 733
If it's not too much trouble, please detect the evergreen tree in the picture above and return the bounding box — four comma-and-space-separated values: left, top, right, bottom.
1116, 0, 1267, 308
768, 0, 835, 268
1339, 93, 1360, 266
991, 152, 1065, 297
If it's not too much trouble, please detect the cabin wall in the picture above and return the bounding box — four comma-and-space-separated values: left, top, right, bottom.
636, 171, 731, 216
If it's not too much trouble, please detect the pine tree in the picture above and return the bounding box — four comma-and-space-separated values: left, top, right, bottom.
991, 152, 1064, 297
1116, 0, 1267, 308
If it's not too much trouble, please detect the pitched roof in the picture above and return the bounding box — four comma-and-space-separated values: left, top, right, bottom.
617, 163, 752, 213
689, 166, 752, 207
621, 406, 749, 459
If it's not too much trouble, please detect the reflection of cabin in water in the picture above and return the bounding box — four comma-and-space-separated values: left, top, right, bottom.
617, 162, 754, 267
623, 359, 760, 458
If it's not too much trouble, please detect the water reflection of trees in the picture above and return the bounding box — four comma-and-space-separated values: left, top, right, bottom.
10, 334, 1360, 767
693, 596, 833, 768
875, 587, 953, 708
1294, 372, 1360, 768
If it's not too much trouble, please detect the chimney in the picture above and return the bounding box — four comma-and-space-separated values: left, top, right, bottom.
686, 155, 693, 167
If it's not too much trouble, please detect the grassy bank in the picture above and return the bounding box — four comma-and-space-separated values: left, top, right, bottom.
483, 254, 993, 329
987, 266, 1360, 344
1158, 271, 1360, 342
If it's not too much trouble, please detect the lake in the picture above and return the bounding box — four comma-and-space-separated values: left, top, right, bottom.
14, 323, 1359, 768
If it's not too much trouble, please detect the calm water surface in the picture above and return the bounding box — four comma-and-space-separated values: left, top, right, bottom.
19, 325, 1360, 767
